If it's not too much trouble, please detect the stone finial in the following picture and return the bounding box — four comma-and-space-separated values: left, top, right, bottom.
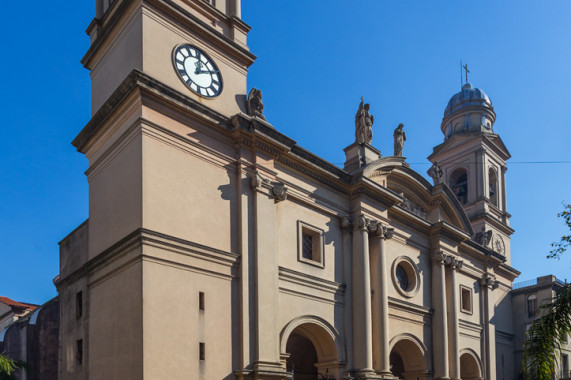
427, 161, 443, 185
393, 123, 406, 156
355, 97, 373, 144
246, 87, 266, 120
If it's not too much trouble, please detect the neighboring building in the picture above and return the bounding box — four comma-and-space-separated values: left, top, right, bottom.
53, 1, 524, 380
512, 276, 571, 380
0, 297, 38, 333
0, 297, 59, 380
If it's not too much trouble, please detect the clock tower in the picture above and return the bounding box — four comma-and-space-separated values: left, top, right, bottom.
58, 1, 259, 379
86, 0, 253, 116
428, 82, 514, 263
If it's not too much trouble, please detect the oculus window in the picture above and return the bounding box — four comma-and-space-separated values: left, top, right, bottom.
391, 256, 420, 298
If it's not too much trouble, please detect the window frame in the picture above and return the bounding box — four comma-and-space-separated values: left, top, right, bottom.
391, 256, 421, 298
527, 294, 538, 318
460, 285, 473, 315
297, 221, 325, 268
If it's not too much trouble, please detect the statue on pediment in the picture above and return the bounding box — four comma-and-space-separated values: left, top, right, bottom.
393, 123, 406, 156
355, 97, 373, 144
427, 161, 443, 185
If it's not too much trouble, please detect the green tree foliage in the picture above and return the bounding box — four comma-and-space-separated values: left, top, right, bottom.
547, 203, 571, 259
0, 353, 21, 380
523, 204, 571, 380
523, 285, 571, 380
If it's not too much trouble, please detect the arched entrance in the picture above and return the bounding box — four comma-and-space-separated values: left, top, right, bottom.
460, 350, 483, 380
286, 333, 318, 380
281, 316, 344, 380
389, 334, 429, 380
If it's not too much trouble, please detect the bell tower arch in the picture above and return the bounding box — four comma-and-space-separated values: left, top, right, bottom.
428, 82, 514, 263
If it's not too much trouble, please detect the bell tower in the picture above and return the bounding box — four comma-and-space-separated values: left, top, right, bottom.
86, 0, 253, 116
58, 1, 257, 379
428, 82, 514, 263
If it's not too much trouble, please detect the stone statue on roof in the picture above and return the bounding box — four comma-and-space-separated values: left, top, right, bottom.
427, 161, 443, 185
246, 87, 266, 120
355, 97, 373, 144
393, 123, 406, 156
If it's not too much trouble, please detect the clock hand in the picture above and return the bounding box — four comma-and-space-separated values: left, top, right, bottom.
194, 51, 203, 74
197, 69, 219, 75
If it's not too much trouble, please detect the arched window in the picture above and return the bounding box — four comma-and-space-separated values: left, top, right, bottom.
450, 168, 468, 205
489, 168, 498, 207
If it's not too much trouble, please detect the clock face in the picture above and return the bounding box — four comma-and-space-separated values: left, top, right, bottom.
173, 44, 222, 98
493, 235, 505, 255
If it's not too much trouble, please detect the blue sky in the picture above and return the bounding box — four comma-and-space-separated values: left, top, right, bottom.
1, 1, 570, 304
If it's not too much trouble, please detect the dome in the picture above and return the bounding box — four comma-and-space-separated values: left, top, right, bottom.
444, 83, 493, 117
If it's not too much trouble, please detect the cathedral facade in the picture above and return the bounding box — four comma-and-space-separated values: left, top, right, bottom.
56, 1, 519, 379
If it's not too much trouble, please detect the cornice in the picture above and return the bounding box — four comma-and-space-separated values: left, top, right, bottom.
55, 227, 239, 289
430, 220, 471, 243
72, 69, 228, 152
388, 297, 433, 317
468, 210, 515, 235
82, 0, 256, 69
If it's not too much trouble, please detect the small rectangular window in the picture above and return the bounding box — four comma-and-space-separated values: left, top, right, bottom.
297, 221, 324, 268
460, 286, 472, 314
199, 292, 205, 311
199, 342, 205, 361
76, 339, 83, 365
527, 294, 537, 318
76, 291, 83, 318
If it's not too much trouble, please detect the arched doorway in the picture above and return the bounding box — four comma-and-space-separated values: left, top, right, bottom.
286, 333, 318, 380
281, 316, 344, 380
460, 351, 483, 380
389, 335, 429, 380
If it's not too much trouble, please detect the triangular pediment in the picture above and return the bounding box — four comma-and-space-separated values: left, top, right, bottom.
362, 160, 473, 235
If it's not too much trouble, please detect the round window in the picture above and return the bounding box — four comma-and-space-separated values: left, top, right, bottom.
391, 257, 420, 298
396, 264, 409, 291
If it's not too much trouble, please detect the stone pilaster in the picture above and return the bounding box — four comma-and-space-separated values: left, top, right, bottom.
250, 170, 283, 376
480, 274, 499, 380
501, 165, 507, 212
369, 221, 394, 378
431, 252, 450, 380
342, 217, 354, 372
445, 256, 463, 380
352, 214, 376, 378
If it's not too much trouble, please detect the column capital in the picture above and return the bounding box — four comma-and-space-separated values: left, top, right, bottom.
480, 274, 499, 290
444, 255, 463, 270
355, 214, 368, 231
432, 252, 463, 269
341, 216, 353, 232
367, 219, 394, 239
431, 251, 446, 264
